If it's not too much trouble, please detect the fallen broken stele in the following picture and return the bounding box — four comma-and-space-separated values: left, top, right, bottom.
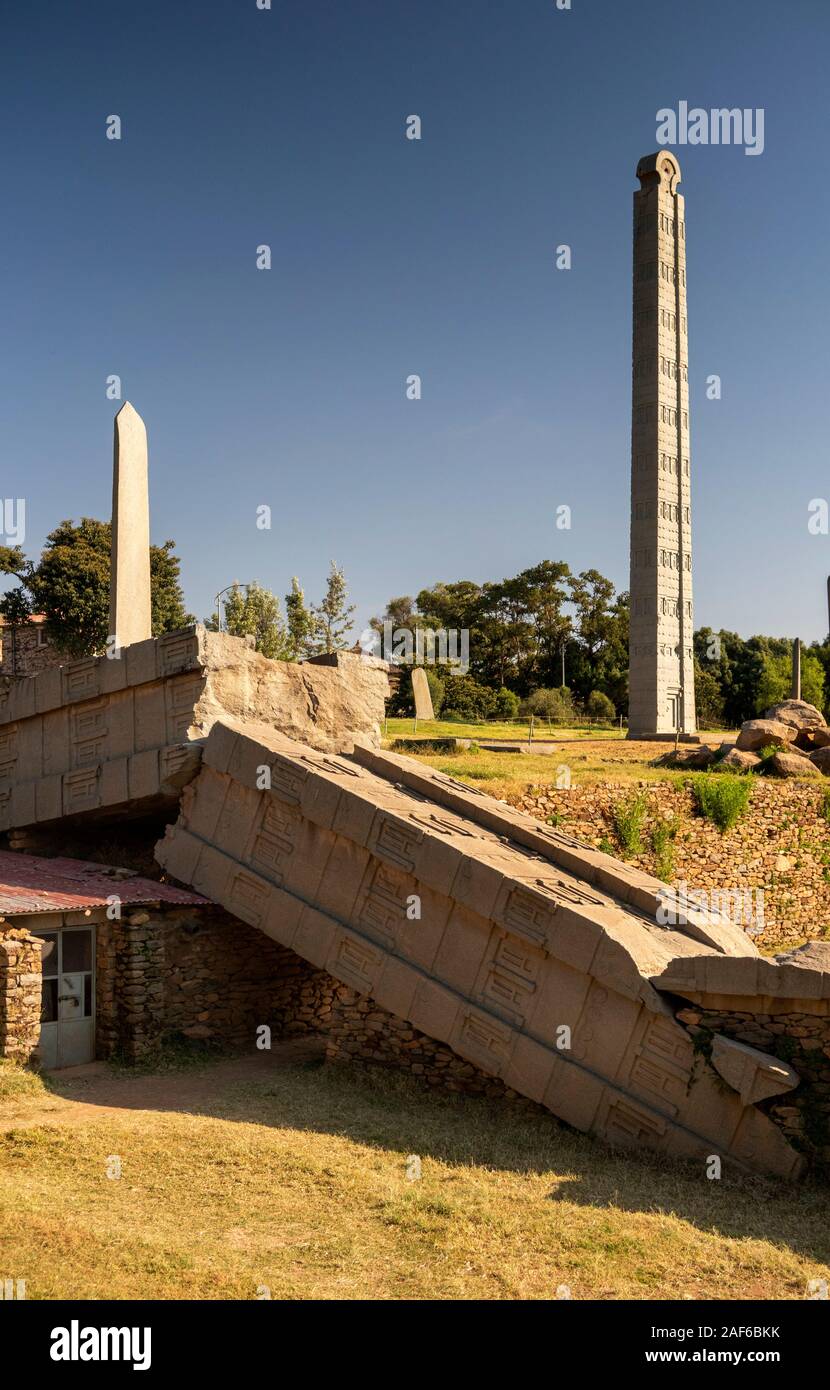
2, 626, 829, 1180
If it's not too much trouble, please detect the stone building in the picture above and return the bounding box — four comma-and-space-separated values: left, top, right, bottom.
628, 151, 696, 737
0, 615, 60, 679
0, 849, 336, 1067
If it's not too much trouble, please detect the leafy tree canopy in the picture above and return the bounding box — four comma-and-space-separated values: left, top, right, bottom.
0, 517, 192, 659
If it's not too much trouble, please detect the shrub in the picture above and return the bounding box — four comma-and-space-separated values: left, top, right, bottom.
494, 686, 520, 720
757, 743, 778, 768
692, 774, 752, 832
521, 686, 575, 725
439, 673, 498, 721
612, 792, 648, 857
651, 817, 678, 882
586, 689, 615, 722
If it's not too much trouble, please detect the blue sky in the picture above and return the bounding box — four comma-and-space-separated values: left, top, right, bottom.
2, 0, 829, 641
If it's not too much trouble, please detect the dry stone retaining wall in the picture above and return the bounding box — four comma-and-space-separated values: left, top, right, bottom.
325, 985, 528, 1103
0, 928, 41, 1062
508, 779, 830, 948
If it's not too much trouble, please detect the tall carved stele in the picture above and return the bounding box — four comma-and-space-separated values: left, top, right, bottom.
628, 151, 696, 737
110, 401, 152, 651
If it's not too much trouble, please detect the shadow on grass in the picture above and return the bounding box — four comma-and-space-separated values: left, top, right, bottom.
15, 1044, 829, 1269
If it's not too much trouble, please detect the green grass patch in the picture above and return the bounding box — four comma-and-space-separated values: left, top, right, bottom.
612, 792, 649, 857
650, 817, 678, 882
692, 774, 752, 832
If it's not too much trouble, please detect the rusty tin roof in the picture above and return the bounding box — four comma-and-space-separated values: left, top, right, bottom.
0, 850, 209, 917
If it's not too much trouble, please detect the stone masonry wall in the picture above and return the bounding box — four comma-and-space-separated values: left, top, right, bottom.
676, 1003, 830, 1176
0, 620, 60, 679
0, 928, 42, 1062
96, 904, 337, 1062
324, 986, 536, 1106
509, 778, 830, 949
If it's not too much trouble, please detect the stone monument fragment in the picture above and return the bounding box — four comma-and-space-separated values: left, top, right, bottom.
110, 401, 152, 652
411, 666, 435, 721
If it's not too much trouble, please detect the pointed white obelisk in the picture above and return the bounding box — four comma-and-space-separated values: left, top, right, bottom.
109, 401, 152, 650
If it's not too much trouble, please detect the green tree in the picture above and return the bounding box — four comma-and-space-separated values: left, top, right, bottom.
586, 689, 615, 721
208, 582, 290, 659
521, 686, 575, 725
0, 517, 191, 659
311, 561, 356, 654
284, 576, 316, 660
693, 657, 725, 729
494, 686, 520, 719
757, 649, 825, 714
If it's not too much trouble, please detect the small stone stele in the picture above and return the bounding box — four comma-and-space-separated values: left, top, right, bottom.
411, 667, 434, 721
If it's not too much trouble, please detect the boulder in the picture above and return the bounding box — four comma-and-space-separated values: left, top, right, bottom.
735, 719, 797, 753
776, 941, 830, 972
804, 726, 830, 749
764, 699, 826, 731
768, 750, 820, 778
671, 745, 717, 769
809, 746, 830, 775
719, 747, 761, 772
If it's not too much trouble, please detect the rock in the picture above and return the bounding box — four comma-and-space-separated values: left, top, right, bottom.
670, 745, 717, 769
809, 747, 830, 775
735, 719, 797, 752
776, 942, 830, 972
710, 1034, 800, 1105
769, 751, 820, 779
764, 699, 826, 731
719, 747, 761, 772
807, 727, 830, 749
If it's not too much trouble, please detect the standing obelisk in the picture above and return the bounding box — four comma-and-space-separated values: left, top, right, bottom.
628, 151, 696, 737
109, 401, 152, 650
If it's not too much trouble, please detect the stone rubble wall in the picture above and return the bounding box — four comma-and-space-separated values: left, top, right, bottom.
96, 904, 337, 1063
508, 779, 830, 948
0, 928, 42, 1062
324, 985, 529, 1103
0, 621, 60, 679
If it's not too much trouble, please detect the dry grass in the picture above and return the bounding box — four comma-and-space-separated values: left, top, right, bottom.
0, 1057, 827, 1301
398, 742, 695, 799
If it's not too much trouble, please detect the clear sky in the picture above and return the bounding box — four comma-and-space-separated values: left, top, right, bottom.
2, 0, 829, 642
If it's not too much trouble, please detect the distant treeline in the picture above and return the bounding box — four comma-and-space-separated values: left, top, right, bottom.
373, 563, 829, 728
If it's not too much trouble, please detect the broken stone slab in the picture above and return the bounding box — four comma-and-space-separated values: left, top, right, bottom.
709, 1033, 800, 1105
653, 948, 830, 1006
154, 717, 801, 1178
735, 719, 797, 752
0, 627, 388, 833
349, 742, 757, 958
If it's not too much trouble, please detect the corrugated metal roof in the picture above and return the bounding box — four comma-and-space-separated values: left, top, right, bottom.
0, 850, 209, 917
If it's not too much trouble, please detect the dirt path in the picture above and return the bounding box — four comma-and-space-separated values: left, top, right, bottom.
0, 1039, 325, 1133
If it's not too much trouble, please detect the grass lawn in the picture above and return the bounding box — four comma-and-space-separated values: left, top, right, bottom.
1, 1054, 827, 1301
389, 742, 699, 797
384, 717, 625, 742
